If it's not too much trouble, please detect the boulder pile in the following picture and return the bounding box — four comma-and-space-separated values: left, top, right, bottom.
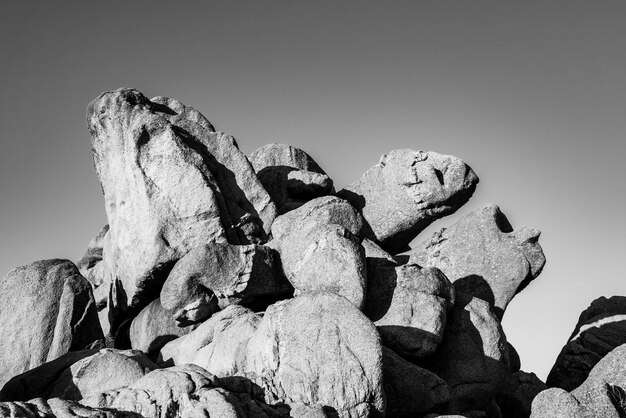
0, 87, 619, 417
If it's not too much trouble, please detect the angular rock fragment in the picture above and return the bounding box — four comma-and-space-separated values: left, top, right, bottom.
338, 149, 478, 253
87, 88, 276, 321
129, 299, 196, 357
409, 204, 545, 317
383, 346, 451, 417
432, 292, 510, 414
0, 259, 103, 389
249, 143, 334, 213
244, 293, 385, 417
276, 224, 367, 309
365, 263, 455, 359
496, 371, 547, 418
547, 296, 626, 391
160, 243, 291, 325
76, 224, 109, 286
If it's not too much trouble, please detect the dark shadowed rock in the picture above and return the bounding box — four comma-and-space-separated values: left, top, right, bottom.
244, 293, 385, 417
249, 143, 334, 214
496, 371, 547, 418
160, 243, 291, 325
409, 204, 545, 317
365, 263, 454, 359
337, 149, 478, 253
87, 88, 276, 325
432, 292, 510, 414
383, 346, 451, 416
158, 305, 261, 378
276, 224, 367, 309
129, 299, 197, 357
0, 259, 103, 389
547, 296, 626, 392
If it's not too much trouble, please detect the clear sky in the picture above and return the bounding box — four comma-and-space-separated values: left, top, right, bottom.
1, 1, 624, 380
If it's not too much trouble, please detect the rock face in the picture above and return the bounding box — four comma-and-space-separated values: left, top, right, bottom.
249, 143, 334, 214
160, 243, 291, 325
88, 88, 276, 323
432, 292, 510, 414
338, 149, 478, 253
365, 262, 455, 359
496, 371, 547, 418
76, 224, 109, 286
409, 204, 545, 317
0, 259, 103, 389
245, 293, 385, 417
547, 296, 626, 392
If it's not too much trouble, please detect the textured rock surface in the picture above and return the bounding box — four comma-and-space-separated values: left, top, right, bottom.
160, 243, 291, 325
409, 204, 545, 317
496, 371, 547, 418
383, 346, 451, 416
276, 224, 367, 309
433, 292, 510, 414
244, 293, 385, 417
0, 259, 103, 389
338, 149, 478, 253
547, 296, 626, 392
0, 398, 133, 418
76, 224, 109, 287
365, 263, 454, 359
249, 143, 334, 214
129, 299, 196, 357
88, 88, 275, 322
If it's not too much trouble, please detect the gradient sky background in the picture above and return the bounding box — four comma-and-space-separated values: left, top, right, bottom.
1, 1, 624, 380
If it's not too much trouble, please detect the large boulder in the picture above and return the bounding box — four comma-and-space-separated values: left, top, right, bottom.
409, 204, 545, 317
337, 149, 478, 253
382, 346, 451, 417
547, 296, 626, 391
276, 224, 367, 309
432, 292, 510, 414
87, 88, 276, 323
244, 293, 385, 417
249, 143, 334, 214
160, 243, 291, 325
0, 259, 103, 389
364, 262, 454, 359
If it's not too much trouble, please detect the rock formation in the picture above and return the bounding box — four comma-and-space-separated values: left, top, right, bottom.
0, 87, 581, 418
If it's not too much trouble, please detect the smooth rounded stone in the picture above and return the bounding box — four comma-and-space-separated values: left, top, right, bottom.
87, 88, 276, 322
129, 299, 196, 357
496, 371, 547, 418
0, 398, 129, 418
409, 204, 545, 318
365, 263, 454, 359
432, 292, 510, 414
158, 305, 261, 378
337, 149, 479, 254
0, 259, 103, 389
530, 388, 584, 418
383, 346, 451, 417
250, 144, 334, 214
244, 293, 385, 418
277, 224, 367, 309
547, 296, 626, 391
270, 196, 365, 242
160, 243, 291, 325
76, 224, 109, 286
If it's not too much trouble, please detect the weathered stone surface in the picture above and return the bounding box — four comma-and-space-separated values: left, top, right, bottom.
433, 292, 510, 414
0, 259, 103, 389
160, 243, 291, 325
276, 224, 366, 309
365, 263, 454, 359
88, 88, 276, 321
250, 144, 334, 214
0, 397, 133, 418
76, 224, 109, 286
496, 371, 547, 418
158, 305, 260, 378
409, 204, 545, 317
338, 149, 478, 253
244, 293, 385, 417
383, 346, 451, 417
547, 296, 626, 392
129, 299, 196, 357
270, 196, 365, 242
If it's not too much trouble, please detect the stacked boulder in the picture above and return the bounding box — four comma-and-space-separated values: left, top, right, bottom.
0, 88, 554, 417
